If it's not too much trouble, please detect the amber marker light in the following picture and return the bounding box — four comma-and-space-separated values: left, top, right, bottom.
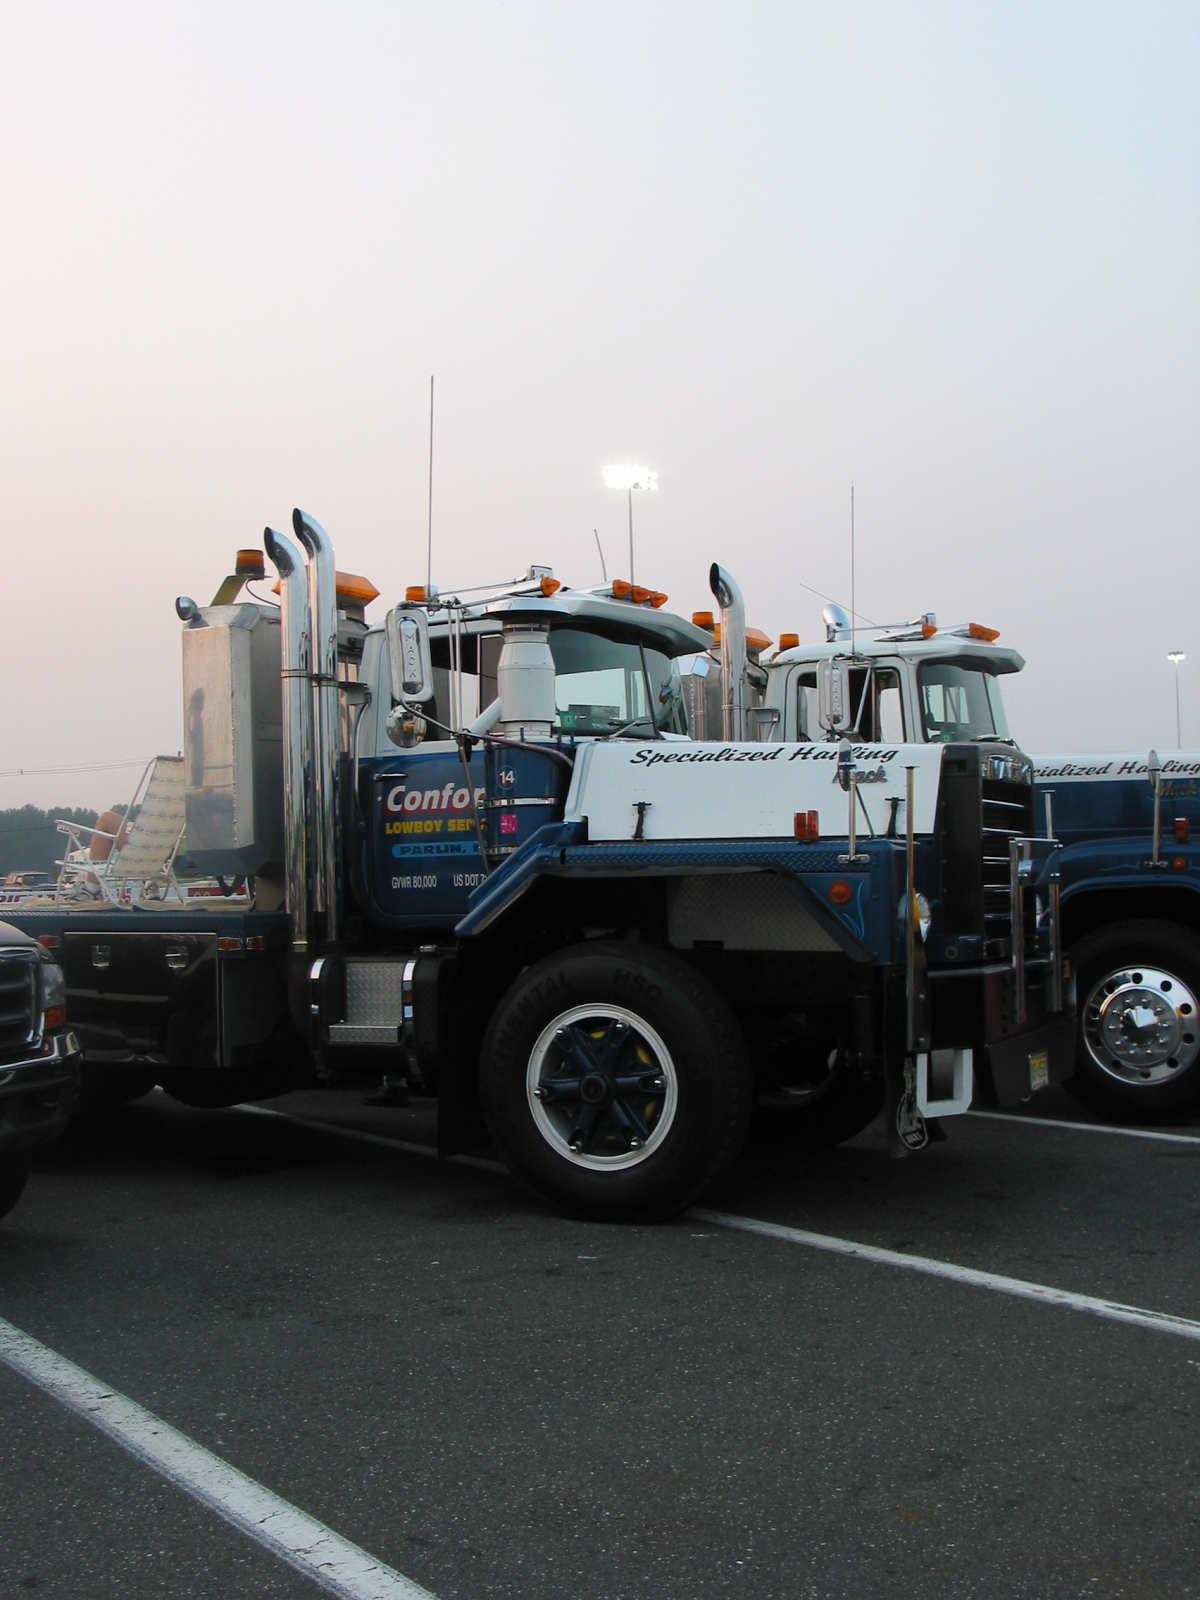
1176, 818, 1190, 843
406, 585, 429, 602
829, 880, 853, 905
794, 810, 819, 841
612, 579, 633, 600
968, 623, 1000, 642
236, 549, 266, 580
540, 577, 561, 596
692, 611, 715, 630
778, 633, 799, 651
649, 591, 668, 608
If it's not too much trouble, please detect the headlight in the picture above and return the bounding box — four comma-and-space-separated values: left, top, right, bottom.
40, 960, 67, 1030
899, 893, 933, 943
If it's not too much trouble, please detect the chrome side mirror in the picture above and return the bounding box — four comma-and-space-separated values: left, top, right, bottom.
386, 605, 434, 705
818, 658, 853, 735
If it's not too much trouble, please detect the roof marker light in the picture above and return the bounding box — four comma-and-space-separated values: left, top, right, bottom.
612, 579, 633, 600
631, 585, 651, 604
692, 611, 715, 630
968, 623, 1000, 642
236, 549, 265, 580
778, 633, 799, 650
649, 591, 668, 608
922, 623, 938, 639
540, 577, 561, 596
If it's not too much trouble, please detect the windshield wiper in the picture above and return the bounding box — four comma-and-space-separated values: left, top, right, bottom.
605, 715, 655, 739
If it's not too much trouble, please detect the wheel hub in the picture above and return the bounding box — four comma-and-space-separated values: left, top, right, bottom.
526, 1003, 678, 1171
578, 1072, 610, 1106
1083, 964, 1199, 1086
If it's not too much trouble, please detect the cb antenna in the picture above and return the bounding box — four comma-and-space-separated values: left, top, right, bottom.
593, 528, 607, 582
426, 375, 434, 599
850, 483, 855, 659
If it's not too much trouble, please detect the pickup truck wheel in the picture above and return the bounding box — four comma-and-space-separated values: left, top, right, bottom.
0, 1153, 31, 1222
481, 942, 753, 1221
1069, 921, 1200, 1117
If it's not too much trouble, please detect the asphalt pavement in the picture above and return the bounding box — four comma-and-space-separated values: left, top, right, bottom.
2, 1084, 1199, 1599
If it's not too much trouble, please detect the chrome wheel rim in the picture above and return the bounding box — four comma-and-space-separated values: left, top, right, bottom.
1082, 964, 1200, 1086
526, 1003, 678, 1170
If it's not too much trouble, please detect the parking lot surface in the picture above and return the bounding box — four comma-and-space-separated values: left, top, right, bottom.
2, 1086, 1199, 1599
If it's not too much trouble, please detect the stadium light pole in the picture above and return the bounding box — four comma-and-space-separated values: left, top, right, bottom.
602, 464, 657, 583
1168, 652, 1186, 749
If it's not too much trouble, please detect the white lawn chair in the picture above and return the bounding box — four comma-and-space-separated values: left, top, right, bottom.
56, 757, 187, 906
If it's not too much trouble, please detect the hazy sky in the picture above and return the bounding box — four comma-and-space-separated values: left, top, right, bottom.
2, 2, 1197, 811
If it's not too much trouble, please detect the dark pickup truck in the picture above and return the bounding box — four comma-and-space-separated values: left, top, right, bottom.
0, 921, 80, 1219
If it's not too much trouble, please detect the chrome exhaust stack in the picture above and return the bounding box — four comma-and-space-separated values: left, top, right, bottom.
292, 508, 342, 945
264, 526, 313, 949
709, 563, 747, 741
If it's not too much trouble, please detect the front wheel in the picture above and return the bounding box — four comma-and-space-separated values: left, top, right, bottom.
481, 942, 753, 1221
1069, 920, 1200, 1118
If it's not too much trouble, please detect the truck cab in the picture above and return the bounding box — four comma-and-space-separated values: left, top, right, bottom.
682, 604, 1024, 749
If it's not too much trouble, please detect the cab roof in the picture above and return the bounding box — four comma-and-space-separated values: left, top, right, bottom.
368, 586, 713, 658
770, 636, 1026, 674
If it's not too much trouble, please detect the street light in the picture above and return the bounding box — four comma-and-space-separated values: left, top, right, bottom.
602, 463, 657, 583
1168, 651, 1186, 749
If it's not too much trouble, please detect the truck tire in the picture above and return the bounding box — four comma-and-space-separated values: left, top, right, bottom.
0, 1153, 31, 1222
754, 1055, 884, 1151
1068, 920, 1200, 1118
481, 941, 753, 1221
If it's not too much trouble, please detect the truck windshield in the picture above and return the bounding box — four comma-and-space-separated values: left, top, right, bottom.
550, 630, 687, 737
918, 663, 1011, 743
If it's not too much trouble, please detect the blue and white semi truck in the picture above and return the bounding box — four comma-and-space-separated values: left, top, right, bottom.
5, 513, 1072, 1218
741, 609, 1200, 1120
1028, 753, 1200, 1117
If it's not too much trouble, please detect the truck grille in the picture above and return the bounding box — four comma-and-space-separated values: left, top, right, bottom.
0, 950, 38, 1060
981, 775, 1035, 959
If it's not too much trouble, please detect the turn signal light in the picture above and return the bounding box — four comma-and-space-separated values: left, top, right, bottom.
235, 549, 265, 580
692, 611, 715, 630
794, 810, 819, 841
612, 579, 633, 599
540, 577, 561, 596
1175, 818, 1189, 843
969, 623, 1000, 642
43, 1007, 66, 1032
37, 934, 60, 950
778, 633, 799, 651
217, 937, 244, 952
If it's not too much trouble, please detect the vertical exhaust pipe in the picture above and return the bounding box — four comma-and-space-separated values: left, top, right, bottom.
264, 526, 313, 949
709, 563, 747, 742
293, 508, 342, 944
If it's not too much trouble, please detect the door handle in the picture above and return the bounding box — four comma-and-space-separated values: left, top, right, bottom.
165, 946, 188, 973
91, 944, 111, 970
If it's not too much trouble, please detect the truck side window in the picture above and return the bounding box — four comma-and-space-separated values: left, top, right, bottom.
877, 676, 904, 742
796, 673, 817, 741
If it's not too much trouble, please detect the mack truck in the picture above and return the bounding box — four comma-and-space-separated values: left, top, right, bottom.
6, 511, 1073, 1220
713, 598, 1200, 1122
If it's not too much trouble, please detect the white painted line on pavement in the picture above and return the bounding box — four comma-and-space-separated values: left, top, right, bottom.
690, 1208, 1200, 1345
239, 1104, 1200, 1343
969, 1110, 1200, 1147
0, 1318, 436, 1600
234, 1104, 507, 1174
